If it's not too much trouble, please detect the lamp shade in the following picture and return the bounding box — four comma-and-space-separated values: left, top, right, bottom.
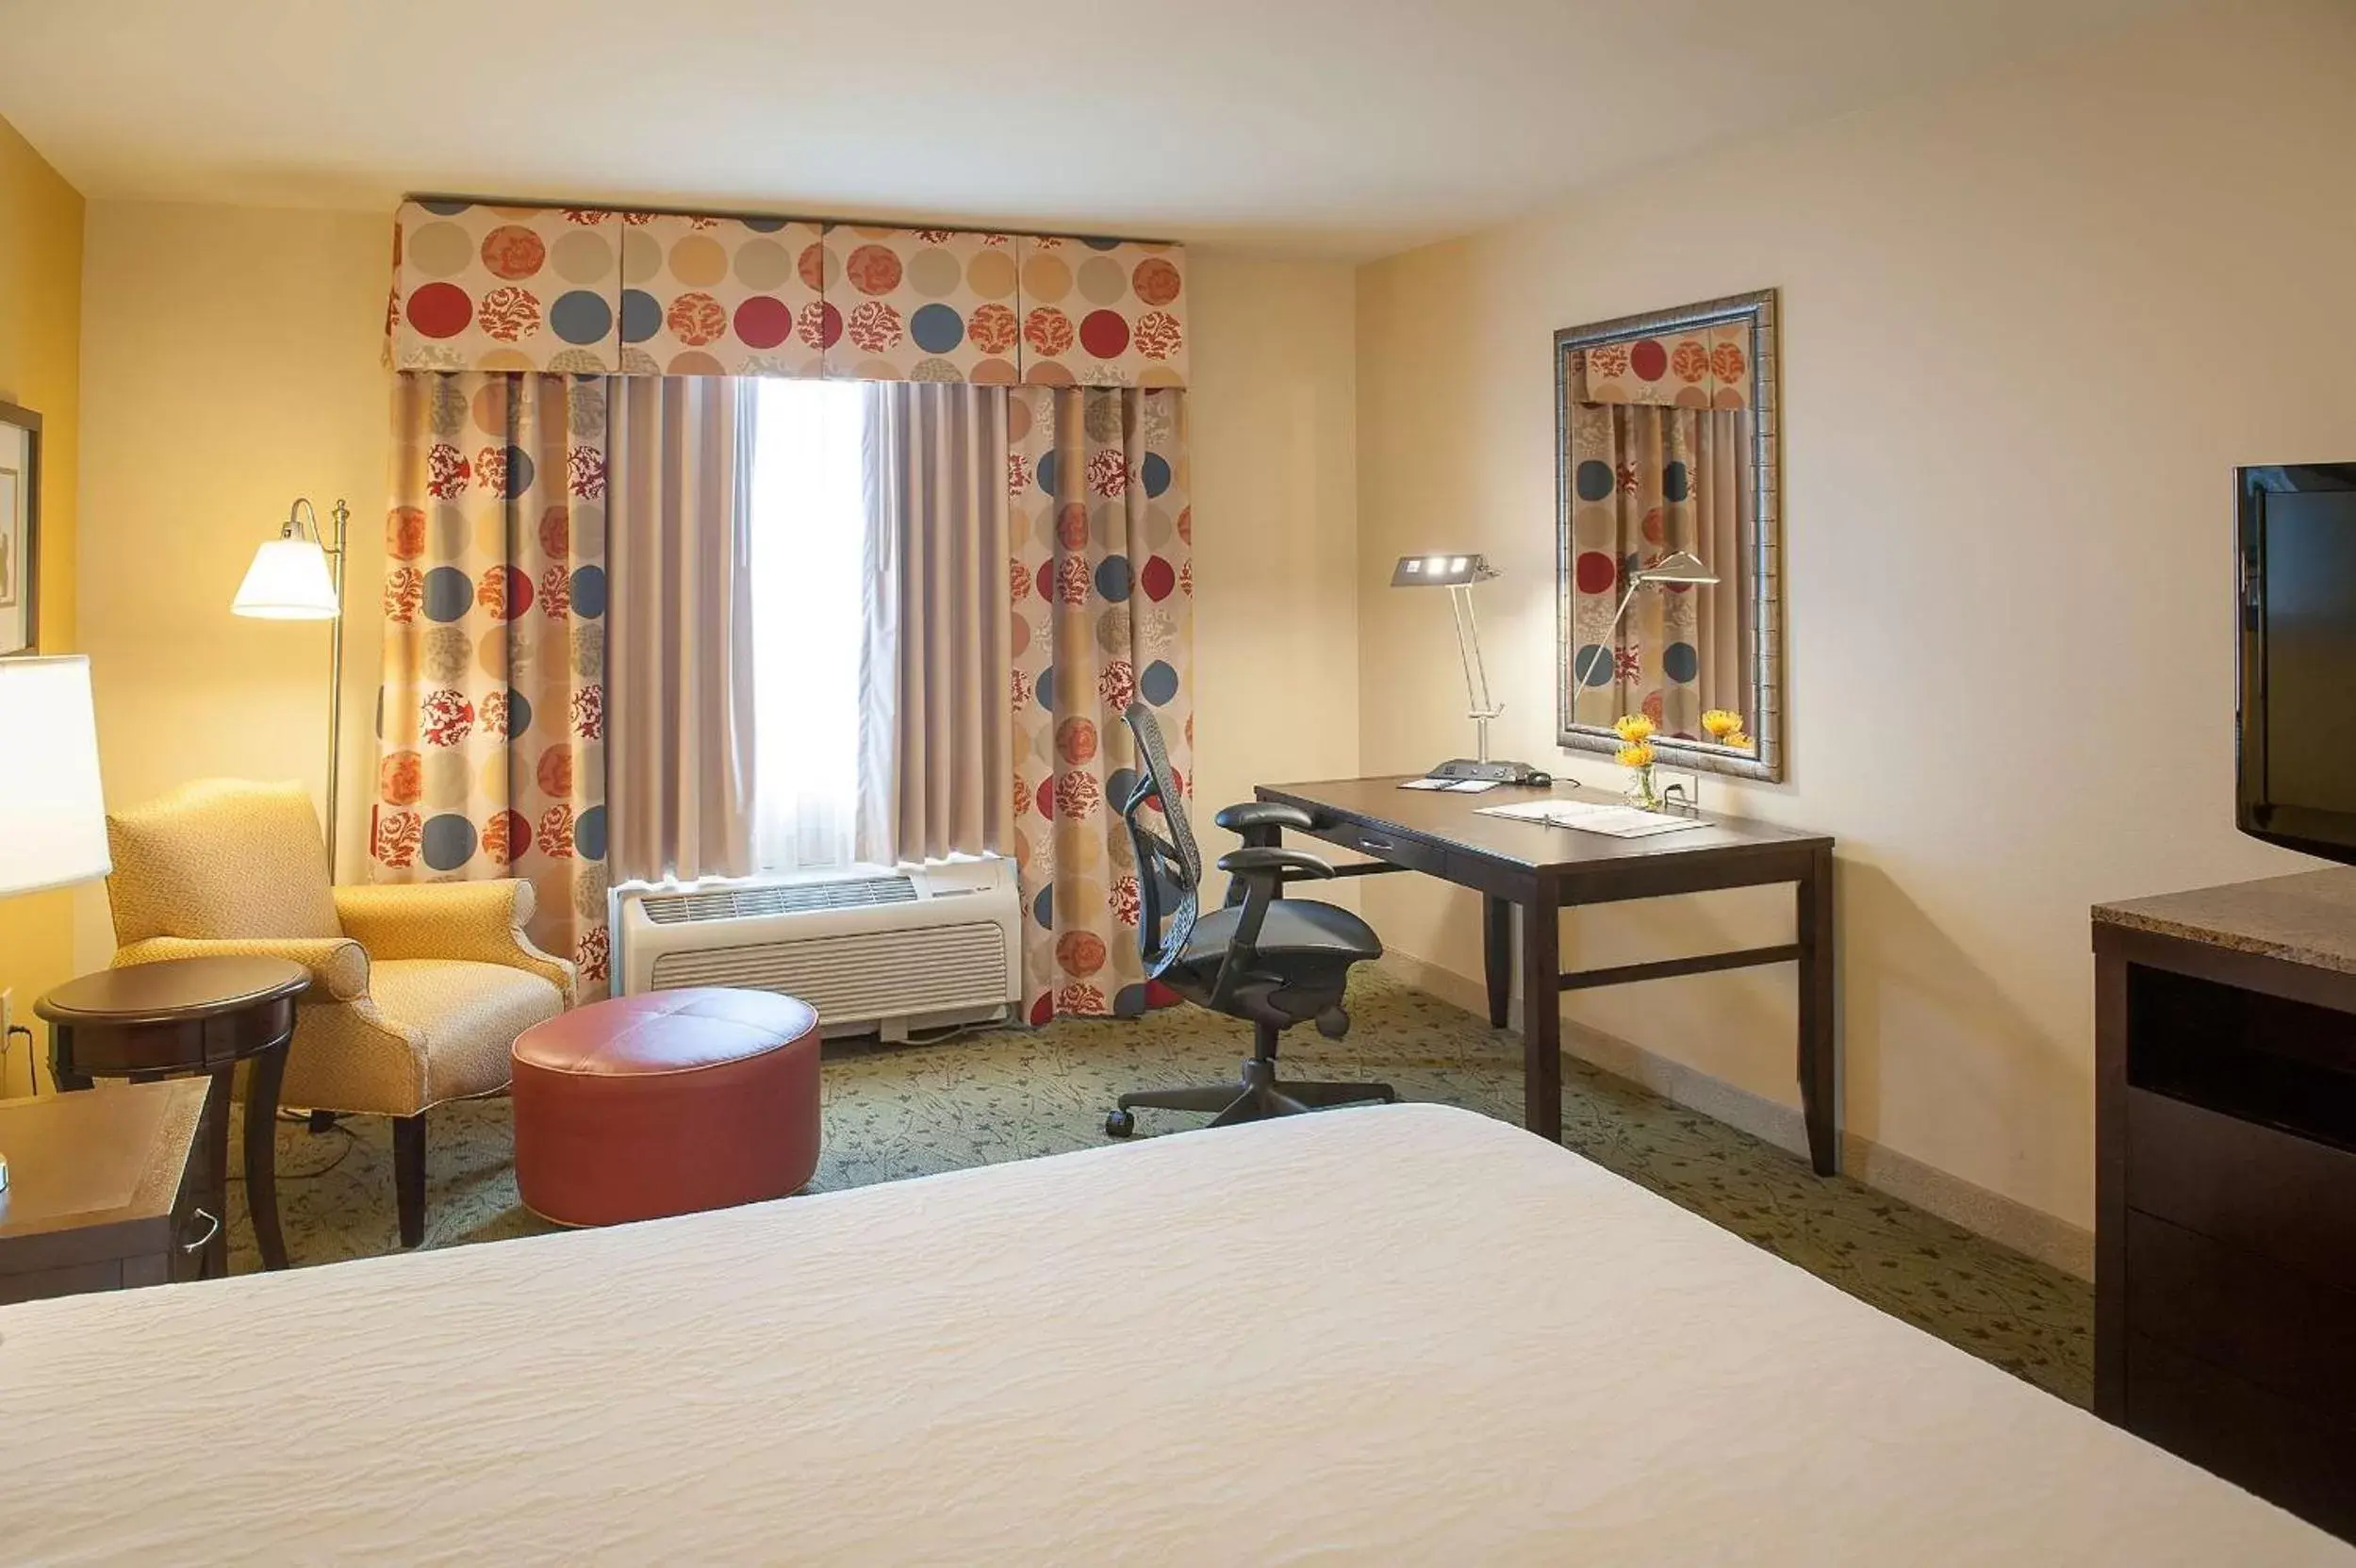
233, 536, 341, 619
0, 655, 110, 897
1391, 553, 1497, 587
1633, 550, 1719, 586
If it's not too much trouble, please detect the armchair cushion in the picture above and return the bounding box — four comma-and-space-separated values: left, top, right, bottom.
112, 934, 370, 1002
334, 881, 576, 1003
107, 779, 338, 944
281, 959, 566, 1116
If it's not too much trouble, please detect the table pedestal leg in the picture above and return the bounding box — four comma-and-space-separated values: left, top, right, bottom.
1521, 884, 1562, 1142
242, 1040, 291, 1270
1797, 847, 1839, 1176
1483, 896, 1513, 1029
199, 1067, 235, 1278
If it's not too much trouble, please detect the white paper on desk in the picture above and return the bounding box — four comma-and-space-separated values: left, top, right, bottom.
1477, 799, 1706, 837
1398, 776, 1500, 793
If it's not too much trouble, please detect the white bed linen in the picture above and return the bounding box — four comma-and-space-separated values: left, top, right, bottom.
1, 1103, 2343, 1564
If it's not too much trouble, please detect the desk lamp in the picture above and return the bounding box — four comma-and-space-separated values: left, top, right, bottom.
1567, 550, 1721, 726
0, 655, 112, 1192
1390, 553, 1545, 784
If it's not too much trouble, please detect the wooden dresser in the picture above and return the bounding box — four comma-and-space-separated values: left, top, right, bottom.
2094, 869, 2356, 1540
0, 1079, 213, 1305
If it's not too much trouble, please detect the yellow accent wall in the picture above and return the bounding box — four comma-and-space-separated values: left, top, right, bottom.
1354, 0, 2356, 1254
0, 112, 83, 1096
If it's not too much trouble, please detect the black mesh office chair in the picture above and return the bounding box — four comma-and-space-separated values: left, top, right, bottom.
1103, 702, 1395, 1136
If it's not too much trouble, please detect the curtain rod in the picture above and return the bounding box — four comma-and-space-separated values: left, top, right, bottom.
401, 193, 1181, 251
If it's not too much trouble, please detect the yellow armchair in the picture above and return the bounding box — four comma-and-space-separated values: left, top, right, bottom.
105, 779, 576, 1248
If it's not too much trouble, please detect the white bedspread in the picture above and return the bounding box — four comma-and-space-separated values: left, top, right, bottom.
1, 1104, 2343, 1564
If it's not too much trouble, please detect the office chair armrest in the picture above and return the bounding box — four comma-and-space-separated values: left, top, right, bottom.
1212, 801, 1317, 835
1215, 847, 1335, 881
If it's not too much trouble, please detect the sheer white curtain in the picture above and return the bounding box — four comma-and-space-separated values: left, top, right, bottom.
746, 378, 870, 872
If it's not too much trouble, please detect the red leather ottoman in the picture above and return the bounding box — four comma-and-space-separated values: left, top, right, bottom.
511, 988, 821, 1227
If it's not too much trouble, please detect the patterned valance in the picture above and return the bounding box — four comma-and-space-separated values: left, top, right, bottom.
388, 201, 1188, 388
1568, 324, 1749, 411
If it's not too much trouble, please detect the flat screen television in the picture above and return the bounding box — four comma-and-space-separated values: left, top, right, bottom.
2237, 464, 2356, 865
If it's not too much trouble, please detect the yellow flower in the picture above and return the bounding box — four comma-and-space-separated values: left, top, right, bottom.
1725, 730, 1752, 749
1702, 709, 1745, 741
1616, 741, 1656, 769
1613, 714, 1656, 744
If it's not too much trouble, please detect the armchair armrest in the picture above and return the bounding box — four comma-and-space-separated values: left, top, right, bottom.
113, 935, 370, 1003
1212, 801, 1317, 835
334, 880, 576, 1002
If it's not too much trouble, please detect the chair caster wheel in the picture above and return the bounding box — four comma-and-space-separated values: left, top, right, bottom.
1105, 1108, 1137, 1138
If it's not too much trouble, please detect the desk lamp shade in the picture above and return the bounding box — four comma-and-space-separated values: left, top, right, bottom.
233, 536, 340, 620
1635, 549, 1719, 586
0, 654, 110, 897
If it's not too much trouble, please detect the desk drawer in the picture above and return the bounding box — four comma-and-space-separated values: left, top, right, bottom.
1328, 820, 1448, 878
2127, 1331, 2356, 1539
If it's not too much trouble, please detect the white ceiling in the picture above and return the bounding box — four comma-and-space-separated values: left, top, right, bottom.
0, 0, 2178, 259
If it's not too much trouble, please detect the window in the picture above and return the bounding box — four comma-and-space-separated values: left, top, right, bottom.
745, 378, 871, 872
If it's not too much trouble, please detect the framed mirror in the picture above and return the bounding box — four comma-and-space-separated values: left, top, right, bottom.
1555, 289, 1782, 781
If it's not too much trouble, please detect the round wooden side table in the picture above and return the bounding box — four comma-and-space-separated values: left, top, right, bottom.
37, 956, 310, 1275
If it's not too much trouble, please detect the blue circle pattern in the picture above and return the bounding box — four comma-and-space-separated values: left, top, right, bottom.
575, 805, 608, 863
1573, 644, 1613, 687
741, 215, 787, 233
570, 565, 608, 620
909, 304, 964, 354
619, 289, 662, 344
1575, 459, 1615, 503
1140, 660, 1178, 705
1663, 462, 1690, 503
1661, 641, 1699, 684
1141, 454, 1171, 498
421, 813, 476, 871
1105, 767, 1141, 811
506, 690, 533, 738
1095, 557, 1132, 602
1030, 885, 1053, 929
420, 199, 470, 216
1035, 665, 1055, 715
1113, 983, 1147, 1017
503, 445, 534, 499
1034, 450, 1059, 498
550, 290, 613, 346
423, 567, 473, 623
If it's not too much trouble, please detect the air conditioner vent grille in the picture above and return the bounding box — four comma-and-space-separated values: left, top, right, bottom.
640, 876, 918, 924
648, 923, 1008, 1025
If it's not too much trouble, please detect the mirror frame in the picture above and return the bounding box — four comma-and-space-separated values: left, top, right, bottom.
1553, 288, 1784, 783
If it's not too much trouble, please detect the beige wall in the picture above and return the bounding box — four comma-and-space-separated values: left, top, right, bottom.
0, 112, 83, 1095
77, 201, 397, 919
1187, 255, 1360, 863
1355, 0, 2356, 1235
70, 210, 1359, 947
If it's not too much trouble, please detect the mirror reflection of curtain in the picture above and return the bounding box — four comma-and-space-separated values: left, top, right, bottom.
1569, 401, 1752, 738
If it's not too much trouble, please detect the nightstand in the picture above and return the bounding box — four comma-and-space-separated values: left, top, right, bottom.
0, 1079, 213, 1305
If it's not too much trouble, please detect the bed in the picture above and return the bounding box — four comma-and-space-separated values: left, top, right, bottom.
1, 1103, 2343, 1563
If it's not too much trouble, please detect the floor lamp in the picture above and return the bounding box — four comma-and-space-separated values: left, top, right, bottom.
233, 497, 350, 878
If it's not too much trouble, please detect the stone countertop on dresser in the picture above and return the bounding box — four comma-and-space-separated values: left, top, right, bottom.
2094, 867, 2356, 976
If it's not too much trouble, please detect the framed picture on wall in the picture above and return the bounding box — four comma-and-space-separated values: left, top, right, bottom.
0, 400, 39, 656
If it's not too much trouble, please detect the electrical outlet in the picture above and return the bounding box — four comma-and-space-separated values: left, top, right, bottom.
1654, 767, 1702, 811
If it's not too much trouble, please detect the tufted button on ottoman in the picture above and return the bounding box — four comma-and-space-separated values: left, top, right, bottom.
511, 988, 821, 1227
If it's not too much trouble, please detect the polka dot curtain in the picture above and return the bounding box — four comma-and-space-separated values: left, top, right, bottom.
1009, 387, 1192, 1021
374, 373, 612, 988
390, 203, 1186, 389
1567, 401, 1751, 736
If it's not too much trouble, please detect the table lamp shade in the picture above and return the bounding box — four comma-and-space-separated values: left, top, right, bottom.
0, 655, 111, 897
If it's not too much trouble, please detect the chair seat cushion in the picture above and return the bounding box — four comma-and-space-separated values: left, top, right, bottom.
510, 989, 823, 1227
1183, 900, 1381, 968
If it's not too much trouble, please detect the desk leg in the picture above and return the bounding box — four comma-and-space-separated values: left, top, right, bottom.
242, 1040, 291, 1270
199, 1067, 236, 1278
1797, 847, 1839, 1176
1521, 883, 1562, 1142
1483, 896, 1513, 1029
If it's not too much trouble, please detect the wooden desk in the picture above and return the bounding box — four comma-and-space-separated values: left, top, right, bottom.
39, 956, 311, 1273
1254, 777, 1840, 1174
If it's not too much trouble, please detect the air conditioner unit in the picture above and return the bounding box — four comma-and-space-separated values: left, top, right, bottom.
616, 857, 1020, 1041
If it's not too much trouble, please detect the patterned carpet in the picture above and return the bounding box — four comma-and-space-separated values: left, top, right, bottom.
222, 970, 2094, 1406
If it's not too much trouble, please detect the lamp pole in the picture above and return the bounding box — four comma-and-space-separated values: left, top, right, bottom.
279, 497, 349, 879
